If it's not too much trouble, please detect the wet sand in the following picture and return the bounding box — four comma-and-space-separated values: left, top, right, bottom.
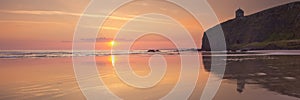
0, 51, 299, 100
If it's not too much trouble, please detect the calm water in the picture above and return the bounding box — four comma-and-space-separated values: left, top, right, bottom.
0, 50, 299, 100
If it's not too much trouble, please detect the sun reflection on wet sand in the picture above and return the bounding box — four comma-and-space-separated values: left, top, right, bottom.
110, 55, 116, 67
98, 54, 182, 99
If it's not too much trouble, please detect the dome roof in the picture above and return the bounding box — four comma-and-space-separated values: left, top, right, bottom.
236, 8, 244, 13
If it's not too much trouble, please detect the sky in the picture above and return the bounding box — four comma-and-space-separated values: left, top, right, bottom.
0, 0, 298, 50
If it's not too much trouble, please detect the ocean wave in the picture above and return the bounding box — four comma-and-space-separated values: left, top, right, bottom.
0, 50, 180, 59
1, 50, 300, 59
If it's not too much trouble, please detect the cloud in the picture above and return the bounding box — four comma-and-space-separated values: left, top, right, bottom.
80, 37, 132, 43
0, 9, 173, 24
80, 37, 112, 42
0, 20, 67, 25
0, 10, 86, 17
79, 35, 169, 43
0, 9, 179, 34
81, 25, 146, 33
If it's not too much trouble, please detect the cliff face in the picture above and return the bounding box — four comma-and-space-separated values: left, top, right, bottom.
202, 1, 300, 51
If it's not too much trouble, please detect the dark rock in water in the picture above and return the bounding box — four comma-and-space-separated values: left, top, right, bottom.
241, 49, 249, 52
202, 1, 300, 51
148, 49, 160, 52
147, 50, 156, 52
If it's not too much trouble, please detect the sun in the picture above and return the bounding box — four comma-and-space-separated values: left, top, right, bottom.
110, 41, 115, 46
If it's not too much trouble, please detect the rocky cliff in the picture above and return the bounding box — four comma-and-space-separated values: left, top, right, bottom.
202, 1, 300, 51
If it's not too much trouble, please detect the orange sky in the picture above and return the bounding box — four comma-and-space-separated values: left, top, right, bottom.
0, 0, 297, 50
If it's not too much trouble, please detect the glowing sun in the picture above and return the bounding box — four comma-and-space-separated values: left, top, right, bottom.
110, 41, 115, 46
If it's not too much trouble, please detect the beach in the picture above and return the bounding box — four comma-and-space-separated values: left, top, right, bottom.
0, 50, 299, 100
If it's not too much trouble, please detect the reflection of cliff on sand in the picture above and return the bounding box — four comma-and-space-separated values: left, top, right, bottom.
237, 75, 246, 93
203, 53, 300, 98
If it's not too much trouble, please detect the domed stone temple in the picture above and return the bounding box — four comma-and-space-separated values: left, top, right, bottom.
235, 8, 245, 19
